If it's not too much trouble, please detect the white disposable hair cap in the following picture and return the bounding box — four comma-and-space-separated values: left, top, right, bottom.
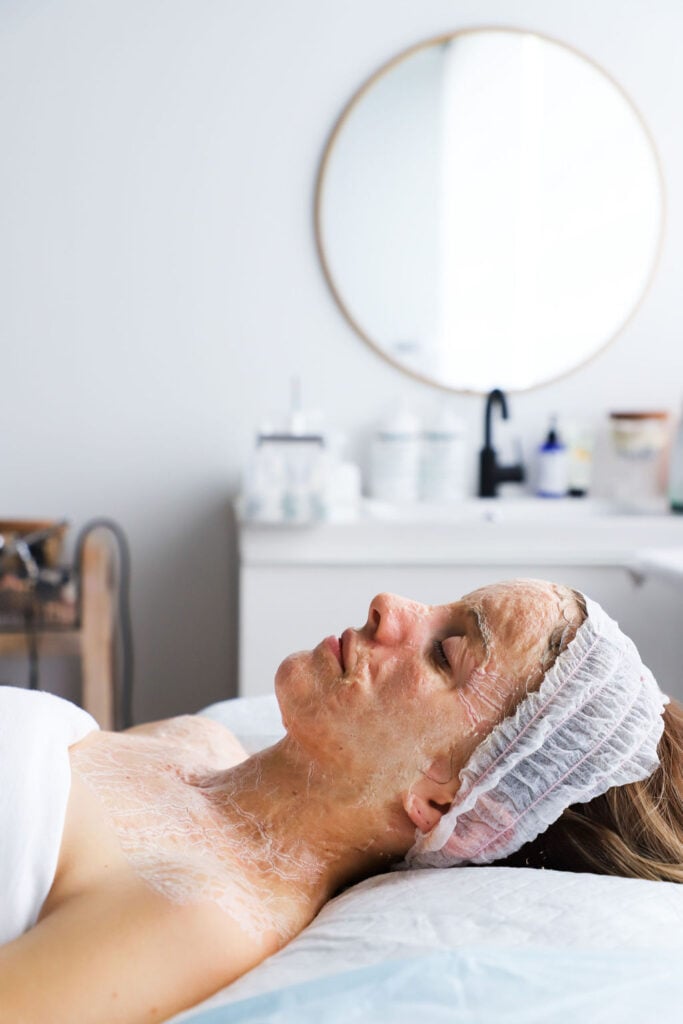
406, 594, 669, 869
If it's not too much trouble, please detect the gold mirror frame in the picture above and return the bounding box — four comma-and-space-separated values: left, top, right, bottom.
314, 26, 666, 395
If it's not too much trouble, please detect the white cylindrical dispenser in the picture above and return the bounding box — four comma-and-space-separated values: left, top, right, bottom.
420, 409, 467, 503
370, 410, 420, 503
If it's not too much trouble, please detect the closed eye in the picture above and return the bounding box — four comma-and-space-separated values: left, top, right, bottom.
433, 639, 450, 670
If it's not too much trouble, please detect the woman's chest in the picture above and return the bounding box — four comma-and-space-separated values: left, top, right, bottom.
71, 729, 225, 859
45, 725, 294, 941
44, 730, 222, 905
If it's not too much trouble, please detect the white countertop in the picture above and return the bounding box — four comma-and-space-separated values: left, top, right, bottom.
237, 499, 683, 568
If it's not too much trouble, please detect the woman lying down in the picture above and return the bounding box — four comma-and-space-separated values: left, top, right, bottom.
1, 579, 681, 1023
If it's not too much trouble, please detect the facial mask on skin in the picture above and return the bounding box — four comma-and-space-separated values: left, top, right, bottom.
450, 580, 571, 740
71, 718, 326, 941
406, 593, 668, 868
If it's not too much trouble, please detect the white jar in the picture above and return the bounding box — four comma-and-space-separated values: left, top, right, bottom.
609, 411, 669, 510
420, 410, 466, 503
370, 411, 421, 503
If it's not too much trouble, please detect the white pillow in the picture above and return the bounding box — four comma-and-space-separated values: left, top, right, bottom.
199, 695, 284, 754
167, 866, 683, 1021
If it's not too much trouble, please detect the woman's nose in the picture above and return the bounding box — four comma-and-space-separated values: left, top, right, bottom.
367, 593, 426, 646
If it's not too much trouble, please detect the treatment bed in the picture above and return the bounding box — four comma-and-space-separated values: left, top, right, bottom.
162, 697, 683, 1023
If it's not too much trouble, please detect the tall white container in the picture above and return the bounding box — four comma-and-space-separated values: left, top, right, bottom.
370, 410, 421, 503
420, 410, 467, 502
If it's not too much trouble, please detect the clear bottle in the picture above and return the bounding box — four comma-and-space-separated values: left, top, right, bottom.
242, 434, 286, 522
562, 419, 594, 497
668, 401, 683, 514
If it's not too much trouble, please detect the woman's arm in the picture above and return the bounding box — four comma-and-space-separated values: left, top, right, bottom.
0, 882, 264, 1024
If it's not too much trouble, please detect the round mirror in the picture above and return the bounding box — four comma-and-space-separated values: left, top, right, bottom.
315, 28, 665, 393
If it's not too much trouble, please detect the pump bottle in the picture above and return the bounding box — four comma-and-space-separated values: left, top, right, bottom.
536, 416, 569, 498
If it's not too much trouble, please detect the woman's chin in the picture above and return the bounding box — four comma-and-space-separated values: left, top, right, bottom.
274, 651, 313, 709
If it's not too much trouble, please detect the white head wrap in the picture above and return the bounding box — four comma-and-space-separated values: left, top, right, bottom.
406, 594, 669, 869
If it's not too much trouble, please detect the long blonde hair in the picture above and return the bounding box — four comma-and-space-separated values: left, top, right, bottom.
499, 697, 683, 882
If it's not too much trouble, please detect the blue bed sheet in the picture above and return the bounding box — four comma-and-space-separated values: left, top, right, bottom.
182, 946, 682, 1024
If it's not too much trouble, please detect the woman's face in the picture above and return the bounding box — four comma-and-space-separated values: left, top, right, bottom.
275, 579, 580, 804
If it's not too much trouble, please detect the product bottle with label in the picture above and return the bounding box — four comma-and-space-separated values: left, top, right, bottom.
536, 416, 569, 498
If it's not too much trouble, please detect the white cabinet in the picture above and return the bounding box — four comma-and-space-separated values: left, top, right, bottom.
238, 510, 683, 702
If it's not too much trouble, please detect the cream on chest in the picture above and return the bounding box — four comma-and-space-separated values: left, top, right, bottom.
68, 718, 294, 939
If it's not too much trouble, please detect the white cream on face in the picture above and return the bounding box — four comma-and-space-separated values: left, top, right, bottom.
352, 583, 582, 790
276, 584, 574, 806
442, 580, 585, 762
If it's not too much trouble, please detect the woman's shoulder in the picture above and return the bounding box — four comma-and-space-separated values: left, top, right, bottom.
122, 714, 248, 767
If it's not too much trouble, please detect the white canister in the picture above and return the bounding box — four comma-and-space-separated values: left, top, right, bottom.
370, 410, 421, 503
420, 410, 467, 503
609, 411, 670, 509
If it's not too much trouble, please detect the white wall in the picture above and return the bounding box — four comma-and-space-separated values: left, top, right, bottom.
1, 0, 682, 720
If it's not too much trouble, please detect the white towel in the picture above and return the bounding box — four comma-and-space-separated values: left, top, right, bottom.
0, 686, 98, 945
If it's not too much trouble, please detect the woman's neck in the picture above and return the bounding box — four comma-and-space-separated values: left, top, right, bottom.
200, 738, 407, 929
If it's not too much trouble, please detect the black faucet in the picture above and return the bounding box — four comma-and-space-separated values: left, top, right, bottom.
479, 388, 525, 497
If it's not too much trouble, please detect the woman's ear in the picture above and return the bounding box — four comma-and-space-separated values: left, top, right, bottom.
402, 774, 453, 834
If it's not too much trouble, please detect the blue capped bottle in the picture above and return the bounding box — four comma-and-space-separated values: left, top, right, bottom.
536, 416, 569, 498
